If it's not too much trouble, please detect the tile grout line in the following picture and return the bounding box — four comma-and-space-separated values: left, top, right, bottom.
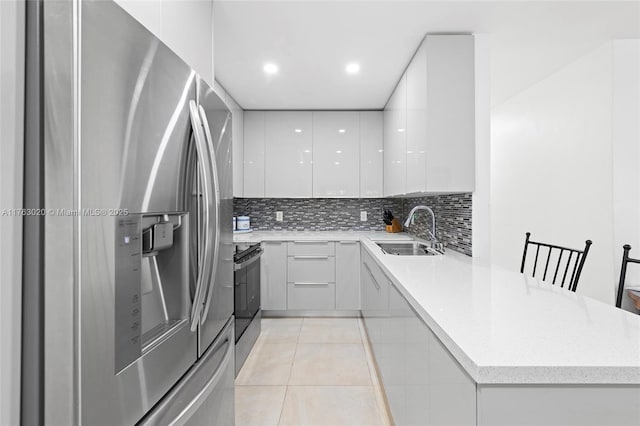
277, 317, 304, 425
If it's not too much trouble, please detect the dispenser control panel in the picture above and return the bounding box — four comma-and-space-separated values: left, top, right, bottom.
115, 216, 142, 373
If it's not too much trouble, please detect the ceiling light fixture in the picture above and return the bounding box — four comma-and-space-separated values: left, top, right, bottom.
338, 129, 346, 133
346, 63, 360, 74
294, 129, 302, 133
263, 62, 278, 74
397, 128, 405, 133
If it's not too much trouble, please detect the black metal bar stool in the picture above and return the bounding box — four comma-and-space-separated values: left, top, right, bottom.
520, 232, 592, 292
615, 245, 640, 308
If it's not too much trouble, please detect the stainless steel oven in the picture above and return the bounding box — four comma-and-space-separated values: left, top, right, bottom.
233, 243, 262, 375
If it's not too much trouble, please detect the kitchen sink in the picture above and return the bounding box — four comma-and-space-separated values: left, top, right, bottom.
376, 242, 442, 256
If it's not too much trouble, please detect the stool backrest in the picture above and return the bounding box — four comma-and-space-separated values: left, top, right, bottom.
616, 245, 640, 308
520, 232, 592, 292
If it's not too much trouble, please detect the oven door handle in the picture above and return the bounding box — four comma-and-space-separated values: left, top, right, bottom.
234, 249, 263, 271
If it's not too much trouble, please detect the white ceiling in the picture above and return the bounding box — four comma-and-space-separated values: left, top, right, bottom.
213, 1, 640, 110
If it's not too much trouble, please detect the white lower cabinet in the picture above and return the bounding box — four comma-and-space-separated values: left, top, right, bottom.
260, 240, 361, 314
361, 247, 476, 426
287, 256, 336, 284
287, 242, 336, 310
336, 241, 361, 310
287, 283, 336, 310
361, 249, 388, 313
260, 241, 287, 310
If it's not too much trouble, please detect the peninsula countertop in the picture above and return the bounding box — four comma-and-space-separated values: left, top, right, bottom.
234, 231, 640, 385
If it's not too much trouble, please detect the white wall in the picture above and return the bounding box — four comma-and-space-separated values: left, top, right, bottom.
491, 43, 615, 304
472, 34, 491, 260
0, 1, 25, 424
491, 41, 640, 306
612, 40, 640, 311
115, 0, 215, 85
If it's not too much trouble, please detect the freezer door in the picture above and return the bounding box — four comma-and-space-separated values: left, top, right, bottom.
196, 80, 235, 356
79, 2, 199, 424
139, 317, 235, 426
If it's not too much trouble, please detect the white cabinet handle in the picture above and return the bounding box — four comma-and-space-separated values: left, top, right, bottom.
293, 282, 330, 286
293, 241, 328, 244
363, 262, 381, 290
292, 255, 330, 260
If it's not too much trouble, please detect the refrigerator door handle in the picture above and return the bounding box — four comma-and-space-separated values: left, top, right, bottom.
168, 334, 233, 426
197, 106, 225, 324
188, 100, 213, 330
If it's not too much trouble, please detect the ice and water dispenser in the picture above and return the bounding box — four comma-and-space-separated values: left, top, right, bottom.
115, 213, 190, 372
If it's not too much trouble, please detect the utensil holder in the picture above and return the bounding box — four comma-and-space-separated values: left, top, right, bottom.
386, 218, 403, 233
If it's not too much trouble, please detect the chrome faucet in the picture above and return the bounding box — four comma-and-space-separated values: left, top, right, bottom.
404, 205, 444, 252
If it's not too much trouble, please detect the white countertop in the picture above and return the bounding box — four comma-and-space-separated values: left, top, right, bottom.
359, 239, 640, 385
236, 231, 640, 384
233, 230, 413, 243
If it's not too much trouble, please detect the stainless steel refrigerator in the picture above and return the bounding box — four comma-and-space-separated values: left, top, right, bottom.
21, 1, 235, 424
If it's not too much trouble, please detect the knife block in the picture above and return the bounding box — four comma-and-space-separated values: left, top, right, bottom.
386, 218, 403, 233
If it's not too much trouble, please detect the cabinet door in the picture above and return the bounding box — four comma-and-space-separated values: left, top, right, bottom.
287, 257, 336, 284
243, 111, 265, 197
359, 111, 383, 198
265, 111, 313, 197
384, 74, 407, 196
425, 35, 475, 192
312, 112, 360, 197
405, 42, 428, 194
361, 254, 388, 312
260, 241, 287, 310
336, 241, 360, 310
381, 281, 476, 426
287, 283, 336, 310
227, 96, 244, 197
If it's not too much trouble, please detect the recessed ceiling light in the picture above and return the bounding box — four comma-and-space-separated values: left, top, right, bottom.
338, 129, 346, 133
346, 63, 360, 74
294, 129, 302, 133
397, 128, 405, 133
336, 150, 342, 154
263, 62, 278, 74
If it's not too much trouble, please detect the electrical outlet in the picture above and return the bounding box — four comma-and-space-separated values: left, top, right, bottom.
276, 211, 283, 222
360, 211, 367, 221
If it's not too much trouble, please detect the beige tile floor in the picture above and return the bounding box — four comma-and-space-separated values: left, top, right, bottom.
235, 317, 391, 426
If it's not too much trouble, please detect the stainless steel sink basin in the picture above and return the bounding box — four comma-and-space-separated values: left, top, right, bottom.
376, 242, 441, 256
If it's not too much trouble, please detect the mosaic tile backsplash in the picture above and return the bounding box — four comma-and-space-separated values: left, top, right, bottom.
402, 194, 472, 256
233, 198, 403, 232
233, 193, 472, 256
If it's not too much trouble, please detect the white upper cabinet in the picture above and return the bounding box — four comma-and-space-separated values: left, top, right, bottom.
312, 112, 360, 197
226, 94, 244, 198
384, 74, 407, 196
359, 111, 384, 198
242, 110, 383, 198
424, 35, 475, 192
384, 34, 475, 195
265, 111, 313, 197
405, 44, 428, 194
243, 111, 265, 197
116, 0, 214, 85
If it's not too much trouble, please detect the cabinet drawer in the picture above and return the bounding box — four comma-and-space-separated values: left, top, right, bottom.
287, 241, 335, 256
287, 283, 336, 310
288, 256, 336, 283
